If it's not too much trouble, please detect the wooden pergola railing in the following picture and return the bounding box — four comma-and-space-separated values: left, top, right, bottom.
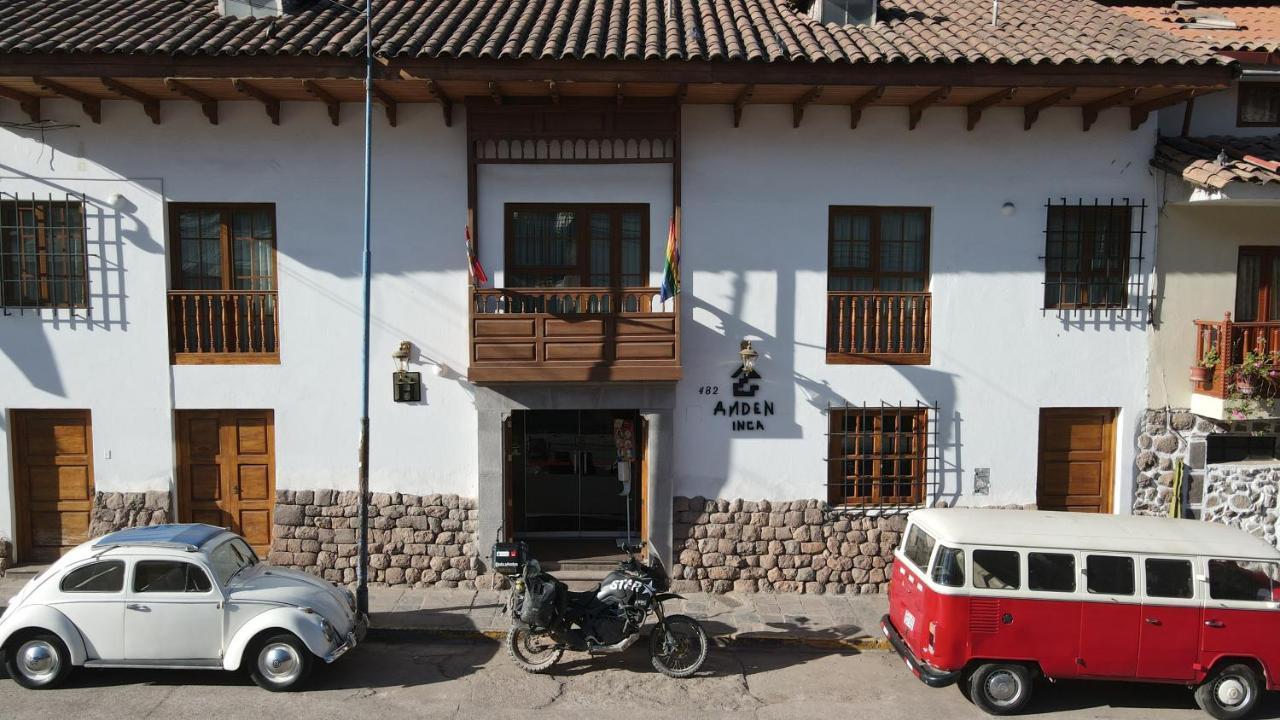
1192, 312, 1280, 399
469, 286, 680, 383
827, 291, 931, 365
168, 290, 279, 364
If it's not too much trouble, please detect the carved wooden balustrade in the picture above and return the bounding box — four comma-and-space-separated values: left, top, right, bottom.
168, 290, 279, 364
827, 291, 931, 365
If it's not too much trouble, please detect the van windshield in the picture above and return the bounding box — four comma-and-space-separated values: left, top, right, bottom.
902, 525, 936, 572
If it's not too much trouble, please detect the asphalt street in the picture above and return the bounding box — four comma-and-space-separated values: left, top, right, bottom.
1, 638, 1277, 720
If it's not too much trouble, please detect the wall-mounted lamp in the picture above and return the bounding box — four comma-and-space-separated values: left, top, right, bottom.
1000, 202, 1016, 217
392, 341, 420, 402
392, 340, 411, 373
739, 340, 759, 374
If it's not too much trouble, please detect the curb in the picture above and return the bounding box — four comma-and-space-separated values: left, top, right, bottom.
367, 625, 890, 652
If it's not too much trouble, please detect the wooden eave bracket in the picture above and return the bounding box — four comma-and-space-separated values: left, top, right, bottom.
547, 80, 560, 105
232, 79, 280, 125
33, 76, 100, 123
966, 87, 1015, 131
165, 78, 218, 125
100, 77, 159, 124
1023, 87, 1074, 130
302, 80, 340, 126
849, 86, 884, 129
0, 84, 41, 123
908, 86, 950, 130
792, 85, 824, 128
732, 84, 755, 128
488, 81, 503, 105
1130, 89, 1197, 131
676, 83, 689, 105
616, 82, 625, 108
425, 79, 452, 127
370, 81, 397, 127
1082, 88, 1138, 132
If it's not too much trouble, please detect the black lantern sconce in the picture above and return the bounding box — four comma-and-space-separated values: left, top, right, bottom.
392, 341, 421, 403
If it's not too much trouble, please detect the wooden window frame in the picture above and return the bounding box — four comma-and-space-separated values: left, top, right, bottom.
827, 407, 927, 508
1042, 203, 1134, 310
167, 203, 278, 293
827, 206, 932, 291
1237, 82, 1280, 128
1236, 246, 1280, 322
1, 197, 88, 309
503, 203, 649, 289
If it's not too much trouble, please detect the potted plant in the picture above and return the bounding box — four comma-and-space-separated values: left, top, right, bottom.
1191, 345, 1219, 385
1229, 343, 1279, 400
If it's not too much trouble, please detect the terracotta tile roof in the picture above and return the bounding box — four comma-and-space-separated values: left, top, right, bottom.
1106, 2, 1280, 53
0, 0, 1226, 66
1153, 135, 1280, 188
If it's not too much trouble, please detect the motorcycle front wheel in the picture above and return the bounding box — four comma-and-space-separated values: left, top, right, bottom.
505, 625, 563, 674
650, 614, 708, 678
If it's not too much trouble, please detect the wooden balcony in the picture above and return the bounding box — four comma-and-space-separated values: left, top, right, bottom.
1192, 313, 1280, 415
168, 290, 279, 364
469, 287, 680, 383
827, 291, 931, 365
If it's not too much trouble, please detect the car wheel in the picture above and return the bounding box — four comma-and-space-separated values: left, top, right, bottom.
249, 633, 313, 692
967, 662, 1033, 716
5, 633, 72, 690
1195, 663, 1261, 720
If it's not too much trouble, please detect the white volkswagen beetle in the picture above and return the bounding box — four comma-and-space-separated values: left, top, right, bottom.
0, 523, 366, 691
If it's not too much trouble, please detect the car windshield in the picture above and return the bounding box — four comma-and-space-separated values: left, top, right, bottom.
208, 537, 259, 586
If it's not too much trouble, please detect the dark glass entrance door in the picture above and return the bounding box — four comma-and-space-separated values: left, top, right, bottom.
513, 410, 641, 538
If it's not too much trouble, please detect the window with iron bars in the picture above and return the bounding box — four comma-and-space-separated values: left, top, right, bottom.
1, 194, 88, 309
1042, 198, 1145, 311
826, 403, 936, 508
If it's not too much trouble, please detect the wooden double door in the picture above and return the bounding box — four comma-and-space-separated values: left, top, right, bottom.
10, 410, 95, 562
175, 410, 275, 556
1036, 408, 1116, 514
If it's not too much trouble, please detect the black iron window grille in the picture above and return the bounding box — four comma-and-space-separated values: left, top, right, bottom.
1, 193, 88, 310
825, 401, 939, 510
1041, 198, 1146, 311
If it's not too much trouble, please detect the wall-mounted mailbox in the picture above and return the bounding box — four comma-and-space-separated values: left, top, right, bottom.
393, 371, 421, 403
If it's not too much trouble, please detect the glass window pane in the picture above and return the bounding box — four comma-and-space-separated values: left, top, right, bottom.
60, 561, 125, 593
1209, 559, 1280, 602
902, 525, 935, 571
1086, 555, 1135, 596
972, 549, 1020, 590
1028, 552, 1075, 592
134, 561, 211, 593
254, 210, 273, 240
199, 211, 220, 238
1146, 558, 1193, 599
931, 546, 965, 588
621, 212, 642, 287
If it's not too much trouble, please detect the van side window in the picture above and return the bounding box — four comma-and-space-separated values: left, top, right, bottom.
902, 525, 936, 572
1028, 552, 1075, 592
1209, 559, 1280, 602
60, 560, 125, 593
1086, 555, 1135, 596
931, 546, 965, 588
972, 549, 1020, 590
1145, 559, 1193, 599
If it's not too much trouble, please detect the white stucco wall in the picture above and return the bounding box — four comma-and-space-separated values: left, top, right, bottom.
1158, 84, 1280, 138
1, 97, 1158, 550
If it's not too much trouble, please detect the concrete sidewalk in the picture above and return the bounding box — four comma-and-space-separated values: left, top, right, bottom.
366, 585, 890, 650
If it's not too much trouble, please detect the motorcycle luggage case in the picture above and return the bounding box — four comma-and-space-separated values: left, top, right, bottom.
491, 541, 528, 576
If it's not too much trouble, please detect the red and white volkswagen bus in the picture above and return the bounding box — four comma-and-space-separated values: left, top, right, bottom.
882, 509, 1280, 719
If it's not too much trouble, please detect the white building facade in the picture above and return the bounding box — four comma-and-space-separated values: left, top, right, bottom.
0, 0, 1233, 592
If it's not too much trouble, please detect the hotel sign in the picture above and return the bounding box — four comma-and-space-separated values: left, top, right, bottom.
710, 365, 774, 432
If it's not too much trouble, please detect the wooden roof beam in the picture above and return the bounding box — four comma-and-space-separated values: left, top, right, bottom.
488, 81, 503, 105
1130, 89, 1196, 131
165, 78, 218, 125
1023, 87, 1074, 130
966, 87, 1015, 131
370, 81, 397, 127
547, 80, 560, 105
0, 84, 41, 123
33, 76, 100, 124
1082, 88, 1138, 132
792, 85, 824, 128
232, 79, 279, 125
100, 77, 160, 124
849, 86, 884, 129
616, 82, 625, 108
302, 80, 340, 126
732, 83, 755, 128
908, 86, 950, 131
425, 79, 452, 127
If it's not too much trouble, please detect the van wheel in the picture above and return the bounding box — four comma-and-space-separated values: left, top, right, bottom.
1195, 663, 1261, 720
967, 663, 1033, 715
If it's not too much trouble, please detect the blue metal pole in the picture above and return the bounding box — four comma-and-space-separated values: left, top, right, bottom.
355, 0, 373, 615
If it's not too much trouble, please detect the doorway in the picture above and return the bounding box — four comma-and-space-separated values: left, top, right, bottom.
10, 410, 95, 563
175, 410, 276, 557
505, 410, 644, 549
1036, 408, 1117, 513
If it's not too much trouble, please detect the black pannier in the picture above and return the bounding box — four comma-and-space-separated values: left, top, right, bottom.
519, 571, 565, 628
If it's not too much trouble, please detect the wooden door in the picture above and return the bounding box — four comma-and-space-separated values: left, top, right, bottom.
175, 410, 275, 556
1037, 408, 1116, 513
11, 410, 95, 562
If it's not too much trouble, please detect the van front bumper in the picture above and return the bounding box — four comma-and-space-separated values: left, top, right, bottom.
324, 613, 368, 664
880, 614, 962, 689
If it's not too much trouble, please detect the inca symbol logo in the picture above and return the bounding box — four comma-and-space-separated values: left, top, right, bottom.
731, 365, 761, 397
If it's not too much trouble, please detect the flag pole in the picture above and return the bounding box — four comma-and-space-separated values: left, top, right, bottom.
355, 0, 373, 616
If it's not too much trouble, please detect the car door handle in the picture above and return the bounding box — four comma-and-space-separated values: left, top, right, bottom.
1205, 619, 1225, 628
126, 603, 149, 612
1145, 617, 1161, 625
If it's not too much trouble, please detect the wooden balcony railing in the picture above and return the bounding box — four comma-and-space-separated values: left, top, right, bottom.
168, 290, 279, 364
827, 291, 931, 365
469, 286, 680, 383
1192, 312, 1280, 400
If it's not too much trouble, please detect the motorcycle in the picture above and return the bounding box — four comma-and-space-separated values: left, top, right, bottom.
492, 541, 708, 677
